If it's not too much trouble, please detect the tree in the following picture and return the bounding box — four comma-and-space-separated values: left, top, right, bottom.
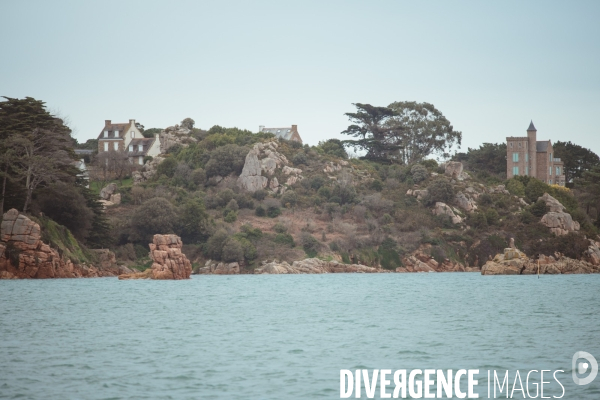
576, 165, 600, 226
341, 103, 399, 161
386, 101, 462, 164
553, 141, 600, 187
454, 143, 507, 178
0, 97, 78, 213
130, 197, 177, 243
317, 139, 348, 159
180, 118, 195, 130
177, 198, 209, 243
93, 150, 132, 182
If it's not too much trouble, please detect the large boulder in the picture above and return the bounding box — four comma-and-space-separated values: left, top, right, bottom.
432, 202, 462, 224
455, 192, 477, 213
99, 183, 117, 200
237, 141, 302, 193
119, 234, 192, 280
198, 260, 240, 275
444, 161, 468, 180
537, 193, 580, 236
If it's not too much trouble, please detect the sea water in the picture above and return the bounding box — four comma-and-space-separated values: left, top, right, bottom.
1, 273, 599, 399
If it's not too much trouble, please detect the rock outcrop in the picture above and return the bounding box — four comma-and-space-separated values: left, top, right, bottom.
455, 192, 477, 213
133, 155, 165, 185
538, 193, 580, 236
197, 260, 241, 275
406, 188, 429, 201
254, 258, 384, 274
324, 161, 348, 174
432, 202, 463, 224
119, 234, 192, 280
237, 141, 303, 193
159, 124, 197, 153
444, 161, 469, 180
399, 250, 477, 273
481, 244, 600, 275
0, 209, 127, 279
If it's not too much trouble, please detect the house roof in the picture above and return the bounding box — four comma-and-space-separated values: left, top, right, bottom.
527, 120, 537, 131
536, 140, 550, 152
127, 137, 155, 156
98, 122, 130, 139
260, 127, 296, 141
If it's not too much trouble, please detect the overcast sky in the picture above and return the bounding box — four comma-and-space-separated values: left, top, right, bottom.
1, 0, 599, 156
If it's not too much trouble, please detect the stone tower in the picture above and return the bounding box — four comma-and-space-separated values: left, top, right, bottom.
527, 121, 537, 178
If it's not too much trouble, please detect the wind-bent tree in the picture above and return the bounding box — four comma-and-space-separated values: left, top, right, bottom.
576, 165, 600, 227
386, 101, 462, 164
553, 141, 600, 187
454, 143, 507, 178
341, 103, 400, 161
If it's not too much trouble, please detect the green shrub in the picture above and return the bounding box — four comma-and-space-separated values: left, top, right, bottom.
317, 186, 331, 198
240, 224, 263, 241
267, 206, 281, 218
425, 178, 454, 205
371, 180, 383, 191
281, 191, 298, 208
420, 159, 438, 171
131, 197, 177, 243
479, 193, 493, 206
469, 212, 488, 229
292, 152, 307, 165
224, 210, 238, 223
252, 189, 267, 201
234, 236, 257, 261
222, 238, 244, 262
525, 178, 549, 203
273, 222, 287, 233
310, 176, 326, 190
530, 199, 549, 217
134, 244, 148, 259
255, 205, 266, 217
411, 164, 428, 183
205, 229, 228, 260
204, 144, 248, 178
274, 233, 295, 247
156, 157, 177, 178
507, 179, 525, 197
300, 233, 320, 257
485, 208, 500, 225
317, 139, 347, 159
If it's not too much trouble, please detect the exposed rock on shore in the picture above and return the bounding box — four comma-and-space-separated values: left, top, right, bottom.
119, 234, 192, 280
399, 250, 479, 273
0, 209, 128, 279
254, 258, 385, 274
481, 242, 600, 275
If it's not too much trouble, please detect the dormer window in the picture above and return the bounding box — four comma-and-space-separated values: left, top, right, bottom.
104, 130, 108, 138
129, 145, 133, 151
114, 130, 119, 136
131, 131, 135, 138
138, 145, 143, 151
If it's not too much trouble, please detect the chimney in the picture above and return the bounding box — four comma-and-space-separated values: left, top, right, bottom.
291, 124, 297, 132
105, 120, 111, 127
129, 119, 135, 125
259, 125, 265, 132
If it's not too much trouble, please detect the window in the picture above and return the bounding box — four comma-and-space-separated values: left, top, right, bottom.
525, 153, 528, 162
139, 156, 143, 165
104, 130, 108, 138
129, 145, 133, 151
510, 142, 513, 148
104, 142, 108, 151
549, 153, 552, 162
549, 179, 552, 184
525, 166, 528, 176
549, 167, 552, 176
518, 142, 522, 148
512, 153, 519, 162
513, 166, 519, 176
556, 166, 561, 175
113, 142, 118, 151
131, 131, 135, 138
138, 144, 143, 151
115, 130, 119, 136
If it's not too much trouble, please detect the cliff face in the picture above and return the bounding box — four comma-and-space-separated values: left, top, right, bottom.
0, 209, 128, 279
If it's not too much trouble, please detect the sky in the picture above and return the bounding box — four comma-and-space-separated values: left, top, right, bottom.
1, 0, 599, 157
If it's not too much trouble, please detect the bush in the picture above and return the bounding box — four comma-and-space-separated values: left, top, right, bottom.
204, 144, 248, 178
530, 199, 549, 217
425, 178, 454, 205
420, 159, 438, 171
177, 198, 209, 243
478, 193, 493, 206
131, 197, 177, 243
224, 210, 237, 223
317, 139, 347, 159
267, 206, 281, 218
469, 212, 488, 229
240, 224, 263, 241
235, 236, 257, 261
273, 222, 287, 234
317, 186, 331, 198
234, 193, 254, 209
222, 238, 244, 262
225, 199, 239, 213
507, 179, 525, 197
156, 157, 178, 178
310, 176, 326, 190
190, 168, 206, 186
485, 208, 500, 225
252, 189, 267, 201
292, 152, 308, 165
371, 180, 383, 192
255, 205, 266, 217
206, 229, 228, 260
331, 184, 356, 205
300, 233, 320, 257
411, 164, 428, 183
281, 191, 298, 208
274, 233, 295, 247
525, 178, 549, 203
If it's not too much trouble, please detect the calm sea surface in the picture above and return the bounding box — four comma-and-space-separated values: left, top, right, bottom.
1, 273, 599, 399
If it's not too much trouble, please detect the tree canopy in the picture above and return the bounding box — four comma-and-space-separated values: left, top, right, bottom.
553, 141, 600, 187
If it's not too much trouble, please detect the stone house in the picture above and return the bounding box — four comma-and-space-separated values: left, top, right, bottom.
97, 119, 161, 165
506, 121, 565, 186
258, 125, 303, 144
